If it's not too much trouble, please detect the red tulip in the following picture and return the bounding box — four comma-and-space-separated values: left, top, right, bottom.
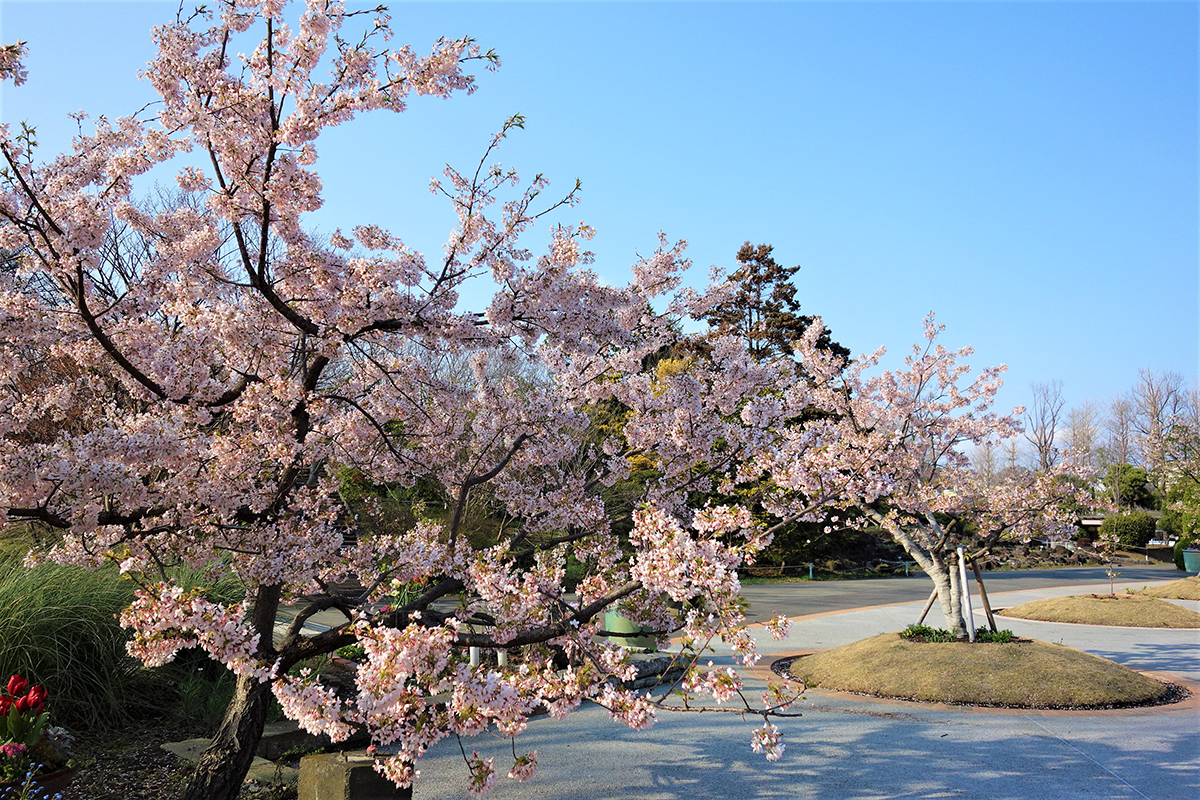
0, 696, 10, 716
13, 696, 28, 714
5, 675, 27, 697
24, 686, 46, 713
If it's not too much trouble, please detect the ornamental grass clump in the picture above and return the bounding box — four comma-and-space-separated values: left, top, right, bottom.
0, 546, 143, 731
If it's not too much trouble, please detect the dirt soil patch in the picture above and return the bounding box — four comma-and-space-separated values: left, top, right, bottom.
787, 633, 1173, 709
62, 721, 295, 800
998, 593, 1200, 628
1140, 576, 1200, 601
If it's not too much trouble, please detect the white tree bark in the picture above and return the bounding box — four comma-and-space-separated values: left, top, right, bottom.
889, 523, 968, 637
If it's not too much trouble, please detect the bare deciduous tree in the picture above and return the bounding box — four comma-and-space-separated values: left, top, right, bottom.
1024, 380, 1064, 472
970, 439, 1001, 488
1063, 400, 1100, 469
1101, 396, 1137, 468
1131, 369, 1185, 485
998, 437, 1027, 478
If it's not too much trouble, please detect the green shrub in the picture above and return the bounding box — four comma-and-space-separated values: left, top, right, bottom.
900, 624, 1015, 643
1174, 536, 1198, 571
1099, 512, 1157, 548
163, 648, 287, 732
334, 644, 366, 661
900, 624, 956, 642
165, 652, 239, 729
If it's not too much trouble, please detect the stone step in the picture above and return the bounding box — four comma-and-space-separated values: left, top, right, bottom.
160, 738, 298, 787
257, 720, 370, 761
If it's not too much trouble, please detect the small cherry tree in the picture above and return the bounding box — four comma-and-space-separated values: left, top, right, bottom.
0, 3, 813, 798
754, 317, 1088, 638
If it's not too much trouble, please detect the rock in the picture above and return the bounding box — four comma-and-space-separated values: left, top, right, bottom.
299, 751, 407, 800
161, 738, 297, 786
258, 721, 329, 761
609, 655, 687, 690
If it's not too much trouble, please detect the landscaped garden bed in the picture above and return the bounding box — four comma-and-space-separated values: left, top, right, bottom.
784, 631, 1180, 709
998, 593, 1200, 628
1140, 576, 1200, 601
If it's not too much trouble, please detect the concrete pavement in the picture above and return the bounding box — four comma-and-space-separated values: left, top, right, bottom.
737, 564, 1183, 622
401, 568, 1199, 800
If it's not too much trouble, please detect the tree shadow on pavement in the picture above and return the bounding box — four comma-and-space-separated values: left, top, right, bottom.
1084, 641, 1200, 675
615, 707, 1199, 800
415, 697, 1199, 800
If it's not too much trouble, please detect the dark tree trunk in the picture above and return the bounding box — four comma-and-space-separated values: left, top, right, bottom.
183, 582, 282, 800
182, 674, 274, 800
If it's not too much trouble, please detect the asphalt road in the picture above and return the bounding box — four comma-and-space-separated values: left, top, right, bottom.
738, 563, 1184, 622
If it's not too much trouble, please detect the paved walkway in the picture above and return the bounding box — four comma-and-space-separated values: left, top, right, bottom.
738, 563, 1183, 622
402, 568, 1199, 800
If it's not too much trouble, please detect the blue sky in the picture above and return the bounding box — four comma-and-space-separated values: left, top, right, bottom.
1, 1, 1196, 417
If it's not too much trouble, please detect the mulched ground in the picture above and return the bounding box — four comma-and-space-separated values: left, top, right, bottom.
62, 722, 195, 800
61, 721, 296, 800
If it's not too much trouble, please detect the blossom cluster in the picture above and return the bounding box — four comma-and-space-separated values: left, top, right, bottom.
119, 585, 270, 679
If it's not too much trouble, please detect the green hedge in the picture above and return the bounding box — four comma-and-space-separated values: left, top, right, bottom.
1099, 512, 1157, 549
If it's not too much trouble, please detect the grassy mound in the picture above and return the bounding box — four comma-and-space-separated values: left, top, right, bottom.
1140, 576, 1200, 601
788, 633, 1170, 708
998, 594, 1200, 628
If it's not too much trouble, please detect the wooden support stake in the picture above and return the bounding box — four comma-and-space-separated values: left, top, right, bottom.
916, 588, 937, 625
970, 560, 998, 633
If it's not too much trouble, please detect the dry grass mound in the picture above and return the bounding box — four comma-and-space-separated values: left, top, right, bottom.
788, 633, 1170, 709
998, 593, 1200, 628
1140, 576, 1200, 601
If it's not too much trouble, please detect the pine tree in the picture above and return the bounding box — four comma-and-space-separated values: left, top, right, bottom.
705, 242, 849, 362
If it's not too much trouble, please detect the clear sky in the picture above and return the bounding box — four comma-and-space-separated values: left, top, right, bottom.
1, 0, 1196, 417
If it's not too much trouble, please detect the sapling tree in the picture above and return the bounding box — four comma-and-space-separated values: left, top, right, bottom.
0, 2, 820, 798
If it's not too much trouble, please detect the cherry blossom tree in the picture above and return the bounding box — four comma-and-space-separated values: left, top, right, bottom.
753, 317, 1090, 638
0, 3, 810, 798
